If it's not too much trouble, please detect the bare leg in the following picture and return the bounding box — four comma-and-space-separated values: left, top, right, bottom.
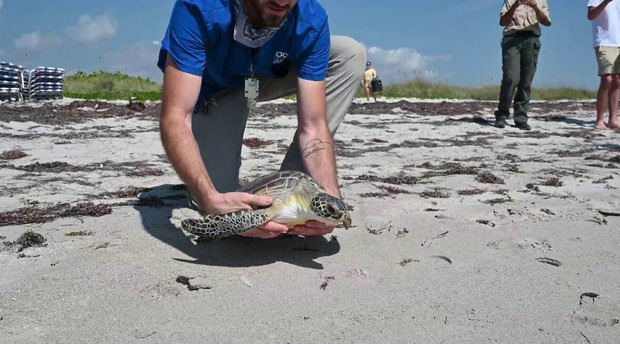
596, 75, 612, 130
609, 74, 620, 129
365, 86, 370, 101
371, 90, 377, 102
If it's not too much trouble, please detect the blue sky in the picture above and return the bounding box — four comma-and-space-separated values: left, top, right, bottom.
0, 0, 597, 89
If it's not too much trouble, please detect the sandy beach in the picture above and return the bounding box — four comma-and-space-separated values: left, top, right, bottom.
0, 98, 619, 343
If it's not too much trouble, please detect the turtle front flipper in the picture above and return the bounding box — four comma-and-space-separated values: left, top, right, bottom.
181, 208, 274, 240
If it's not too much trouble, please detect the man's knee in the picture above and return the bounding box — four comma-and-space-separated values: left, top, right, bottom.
501, 75, 518, 88
329, 36, 367, 78
601, 75, 614, 89
612, 74, 620, 88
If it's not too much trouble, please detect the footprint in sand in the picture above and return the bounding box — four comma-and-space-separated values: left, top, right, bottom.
138, 281, 182, 299
486, 238, 552, 253
571, 296, 620, 327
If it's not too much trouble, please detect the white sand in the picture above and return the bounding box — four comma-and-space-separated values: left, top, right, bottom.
0, 99, 619, 343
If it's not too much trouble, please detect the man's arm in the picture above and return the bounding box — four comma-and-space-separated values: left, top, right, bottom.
525, 0, 551, 26
296, 78, 340, 198
589, 0, 614, 21
284, 77, 339, 236
160, 55, 219, 210
500, 0, 521, 26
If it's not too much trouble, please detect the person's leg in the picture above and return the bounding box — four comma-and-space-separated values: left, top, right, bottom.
191, 87, 249, 193
513, 36, 540, 129
258, 35, 366, 172
609, 74, 620, 129
364, 85, 370, 101
594, 46, 617, 129
596, 75, 613, 129
608, 49, 620, 129
496, 35, 521, 127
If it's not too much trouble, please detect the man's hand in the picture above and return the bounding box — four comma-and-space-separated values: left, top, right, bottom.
522, 0, 538, 8
288, 220, 336, 236
199, 191, 289, 239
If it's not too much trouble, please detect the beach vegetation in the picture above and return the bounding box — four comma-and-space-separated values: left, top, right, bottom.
64, 71, 595, 101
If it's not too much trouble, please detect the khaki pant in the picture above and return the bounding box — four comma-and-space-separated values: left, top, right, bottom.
595, 46, 620, 75
495, 31, 541, 125
191, 36, 366, 193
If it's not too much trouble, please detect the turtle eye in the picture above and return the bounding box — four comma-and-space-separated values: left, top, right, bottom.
326, 205, 335, 214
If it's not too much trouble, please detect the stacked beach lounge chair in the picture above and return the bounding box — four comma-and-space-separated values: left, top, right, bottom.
28, 66, 65, 101
0, 61, 24, 102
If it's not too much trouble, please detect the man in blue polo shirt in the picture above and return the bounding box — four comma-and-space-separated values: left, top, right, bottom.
158, 0, 365, 239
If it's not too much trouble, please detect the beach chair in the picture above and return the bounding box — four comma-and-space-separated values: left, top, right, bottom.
29, 66, 65, 100
0, 62, 25, 102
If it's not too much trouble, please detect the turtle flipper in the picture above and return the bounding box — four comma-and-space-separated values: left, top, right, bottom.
181, 208, 274, 239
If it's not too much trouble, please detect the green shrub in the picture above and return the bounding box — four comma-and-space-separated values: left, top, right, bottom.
65, 71, 162, 101
65, 72, 595, 101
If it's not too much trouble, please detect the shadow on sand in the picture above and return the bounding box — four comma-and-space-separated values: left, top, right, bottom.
135, 184, 340, 270
543, 115, 599, 128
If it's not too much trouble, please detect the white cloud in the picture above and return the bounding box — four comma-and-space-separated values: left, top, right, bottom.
14, 31, 62, 51
102, 41, 162, 81
66, 14, 118, 43
366, 46, 451, 84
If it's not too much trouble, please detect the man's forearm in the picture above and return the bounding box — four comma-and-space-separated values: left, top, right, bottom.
500, 1, 520, 26
160, 111, 217, 202
298, 129, 340, 198
296, 78, 341, 198
589, 0, 612, 20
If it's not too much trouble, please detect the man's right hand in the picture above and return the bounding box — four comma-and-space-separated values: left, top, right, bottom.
197, 191, 289, 239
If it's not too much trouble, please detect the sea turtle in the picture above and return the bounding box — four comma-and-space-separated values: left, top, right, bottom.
181, 170, 352, 239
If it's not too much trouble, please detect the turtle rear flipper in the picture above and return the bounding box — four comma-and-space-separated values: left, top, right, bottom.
181, 208, 273, 240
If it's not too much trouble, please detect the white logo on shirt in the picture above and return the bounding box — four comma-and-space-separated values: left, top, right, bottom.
273, 51, 289, 64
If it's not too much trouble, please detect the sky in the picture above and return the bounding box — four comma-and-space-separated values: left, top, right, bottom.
0, 0, 598, 89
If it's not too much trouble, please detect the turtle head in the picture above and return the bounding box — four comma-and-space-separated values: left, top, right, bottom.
311, 193, 352, 229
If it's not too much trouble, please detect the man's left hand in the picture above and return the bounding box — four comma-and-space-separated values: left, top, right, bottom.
288, 220, 336, 236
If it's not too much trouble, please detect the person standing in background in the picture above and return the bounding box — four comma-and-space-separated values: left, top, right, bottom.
588, 0, 620, 130
494, 0, 551, 131
363, 61, 378, 102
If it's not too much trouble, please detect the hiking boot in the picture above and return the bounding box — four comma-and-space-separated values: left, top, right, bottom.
515, 122, 531, 131
495, 118, 507, 128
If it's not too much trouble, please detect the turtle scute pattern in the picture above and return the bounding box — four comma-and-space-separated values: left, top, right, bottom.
181, 208, 273, 239
312, 194, 348, 220
238, 170, 321, 195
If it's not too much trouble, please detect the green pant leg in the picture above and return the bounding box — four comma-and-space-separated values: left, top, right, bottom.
496, 35, 522, 119
513, 36, 541, 124
192, 86, 249, 193
258, 36, 366, 173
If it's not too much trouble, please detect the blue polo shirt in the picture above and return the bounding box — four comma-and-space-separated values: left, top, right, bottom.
157, 0, 330, 104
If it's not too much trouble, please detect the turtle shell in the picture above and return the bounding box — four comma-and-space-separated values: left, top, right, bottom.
237, 170, 323, 200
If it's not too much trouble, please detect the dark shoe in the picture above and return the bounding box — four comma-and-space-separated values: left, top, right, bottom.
495, 118, 507, 128
187, 191, 206, 214
515, 122, 531, 131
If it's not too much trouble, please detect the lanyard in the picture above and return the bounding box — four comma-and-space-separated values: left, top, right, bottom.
245, 48, 259, 110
